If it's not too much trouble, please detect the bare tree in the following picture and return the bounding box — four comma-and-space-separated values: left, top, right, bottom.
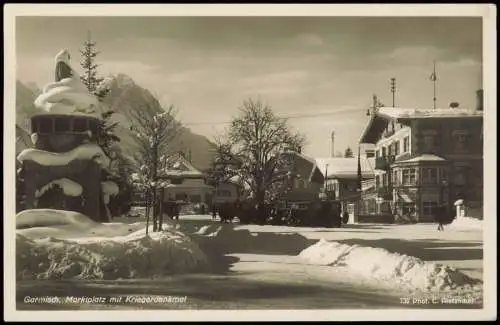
217, 98, 305, 211
129, 104, 180, 233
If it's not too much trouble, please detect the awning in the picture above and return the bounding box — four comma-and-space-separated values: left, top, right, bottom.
397, 193, 412, 203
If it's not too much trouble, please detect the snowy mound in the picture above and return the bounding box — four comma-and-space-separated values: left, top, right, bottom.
449, 216, 483, 230
299, 239, 482, 293
16, 228, 208, 280
16, 210, 208, 280
17, 143, 110, 168
17, 209, 99, 230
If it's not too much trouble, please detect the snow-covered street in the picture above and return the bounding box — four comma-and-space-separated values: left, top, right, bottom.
16, 213, 483, 310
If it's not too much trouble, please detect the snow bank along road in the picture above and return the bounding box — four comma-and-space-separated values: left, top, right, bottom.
17, 215, 483, 310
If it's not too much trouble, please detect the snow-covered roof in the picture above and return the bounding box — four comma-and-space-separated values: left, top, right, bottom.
162, 154, 204, 178
17, 143, 110, 168
315, 156, 376, 179
395, 154, 447, 164
282, 151, 323, 183
376, 107, 483, 120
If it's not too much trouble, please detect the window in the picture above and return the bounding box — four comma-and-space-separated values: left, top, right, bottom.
440, 168, 448, 182
454, 166, 468, 186
39, 118, 53, 134
402, 168, 416, 185
394, 141, 400, 156
375, 176, 380, 189
73, 118, 88, 132
387, 145, 392, 157
422, 135, 436, 152
422, 201, 438, 216
382, 147, 386, 157
54, 118, 70, 133
392, 170, 399, 185
31, 120, 39, 133
454, 133, 470, 151
422, 167, 437, 184
403, 136, 409, 153
376, 150, 380, 158
402, 203, 416, 216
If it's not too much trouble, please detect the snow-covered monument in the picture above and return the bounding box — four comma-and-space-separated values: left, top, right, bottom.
17, 49, 118, 222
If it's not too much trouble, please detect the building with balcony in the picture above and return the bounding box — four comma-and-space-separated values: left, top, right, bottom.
359, 105, 483, 222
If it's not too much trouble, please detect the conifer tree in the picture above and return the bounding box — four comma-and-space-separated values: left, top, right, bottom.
79, 31, 110, 101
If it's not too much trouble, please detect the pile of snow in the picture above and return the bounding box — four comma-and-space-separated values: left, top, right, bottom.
35, 178, 83, 198
17, 143, 110, 168
16, 209, 208, 280
34, 49, 100, 115
17, 209, 98, 230
448, 216, 483, 230
299, 239, 482, 293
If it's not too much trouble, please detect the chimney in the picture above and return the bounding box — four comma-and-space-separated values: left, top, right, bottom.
476, 89, 483, 111
330, 131, 335, 157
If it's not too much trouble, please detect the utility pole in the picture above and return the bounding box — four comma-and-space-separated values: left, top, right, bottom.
390, 78, 396, 107
430, 60, 438, 109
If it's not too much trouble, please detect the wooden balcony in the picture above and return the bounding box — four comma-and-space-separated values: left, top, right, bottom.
375, 155, 395, 170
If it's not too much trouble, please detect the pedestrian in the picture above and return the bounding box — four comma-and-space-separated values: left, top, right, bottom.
211, 203, 217, 221
342, 210, 350, 224
435, 205, 445, 231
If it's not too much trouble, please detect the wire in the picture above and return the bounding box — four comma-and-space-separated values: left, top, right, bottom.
181, 107, 367, 126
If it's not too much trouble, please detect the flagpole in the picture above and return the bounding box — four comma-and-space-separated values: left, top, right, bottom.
432, 60, 437, 110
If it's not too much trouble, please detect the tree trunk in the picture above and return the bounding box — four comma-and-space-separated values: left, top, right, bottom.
152, 142, 159, 232
152, 190, 158, 232
145, 192, 150, 235
255, 190, 266, 224
158, 188, 164, 231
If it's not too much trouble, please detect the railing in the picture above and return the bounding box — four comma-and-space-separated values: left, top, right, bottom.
361, 178, 376, 191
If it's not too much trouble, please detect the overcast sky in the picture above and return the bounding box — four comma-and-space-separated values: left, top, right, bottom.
16, 16, 482, 157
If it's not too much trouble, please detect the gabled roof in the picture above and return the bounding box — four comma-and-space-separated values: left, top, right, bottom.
393, 154, 447, 164
281, 151, 324, 184
359, 107, 483, 144
315, 156, 375, 180
162, 153, 204, 178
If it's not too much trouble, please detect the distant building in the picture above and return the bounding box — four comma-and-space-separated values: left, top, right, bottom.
280, 151, 325, 203
359, 106, 483, 222
159, 154, 214, 204
211, 179, 241, 205
315, 157, 376, 216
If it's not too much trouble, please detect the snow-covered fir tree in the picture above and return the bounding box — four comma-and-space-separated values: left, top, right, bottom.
79, 31, 110, 101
